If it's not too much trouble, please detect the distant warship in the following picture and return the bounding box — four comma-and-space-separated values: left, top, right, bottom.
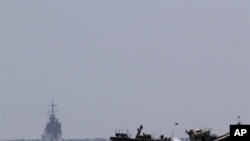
110, 125, 172, 141
42, 102, 62, 141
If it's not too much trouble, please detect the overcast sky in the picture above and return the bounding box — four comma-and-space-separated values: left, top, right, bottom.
0, 0, 249, 140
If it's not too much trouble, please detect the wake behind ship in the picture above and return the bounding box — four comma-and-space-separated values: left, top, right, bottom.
42, 102, 62, 141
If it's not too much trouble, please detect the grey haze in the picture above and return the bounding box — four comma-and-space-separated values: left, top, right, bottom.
0, 0, 249, 140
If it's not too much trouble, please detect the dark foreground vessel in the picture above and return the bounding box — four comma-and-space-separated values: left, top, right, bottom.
110, 125, 172, 141
42, 101, 62, 141
186, 128, 229, 141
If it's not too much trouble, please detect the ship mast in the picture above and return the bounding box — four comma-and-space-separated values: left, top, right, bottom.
48, 100, 58, 116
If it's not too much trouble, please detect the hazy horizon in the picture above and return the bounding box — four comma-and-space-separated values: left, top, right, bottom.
0, 0, 249, 140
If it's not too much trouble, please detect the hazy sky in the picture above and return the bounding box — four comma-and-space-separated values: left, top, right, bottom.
0, 0, 249, 140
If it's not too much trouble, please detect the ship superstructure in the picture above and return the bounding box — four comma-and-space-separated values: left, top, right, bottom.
42, 102, 62, 141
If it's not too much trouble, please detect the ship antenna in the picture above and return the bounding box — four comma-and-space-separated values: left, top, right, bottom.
171, 122, 179, 141
238, 115, 241, 125
51, 100, 55, 114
